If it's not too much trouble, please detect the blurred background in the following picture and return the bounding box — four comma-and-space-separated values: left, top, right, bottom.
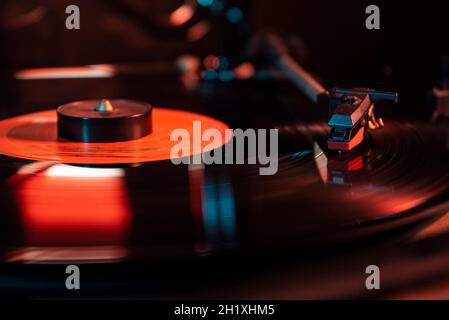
1, 0, 449, 115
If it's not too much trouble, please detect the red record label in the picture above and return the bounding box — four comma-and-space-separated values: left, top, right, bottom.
0, 108, 231, 164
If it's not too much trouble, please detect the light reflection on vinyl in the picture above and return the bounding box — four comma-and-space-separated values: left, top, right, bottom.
1, 119, 449, 263
9, 162, 131, 251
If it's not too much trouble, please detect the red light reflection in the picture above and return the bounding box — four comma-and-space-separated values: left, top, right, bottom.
170, 4, 194, 26
9, 163, 131, 247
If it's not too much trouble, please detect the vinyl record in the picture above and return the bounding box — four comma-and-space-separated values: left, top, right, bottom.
0, 107, 230, 164
1, 115, 449, 263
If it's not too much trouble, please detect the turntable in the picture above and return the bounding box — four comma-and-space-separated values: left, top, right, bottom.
2, 0, 449, 302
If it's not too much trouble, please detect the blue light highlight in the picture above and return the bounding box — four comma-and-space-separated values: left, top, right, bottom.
226, 7, 243, 23
218, 70, 235, 82
209, 0, 224, 14
203, 178, 220, 242
202, 176, 237, 246
291, 150, 313, 158
202, 70, 218, 81
218, 180, 237, 242
198, 0, 214, 7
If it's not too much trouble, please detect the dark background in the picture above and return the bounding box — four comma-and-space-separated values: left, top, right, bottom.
1, 0, 448, 110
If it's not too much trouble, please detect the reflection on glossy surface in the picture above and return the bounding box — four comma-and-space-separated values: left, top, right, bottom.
0, 120, 449, 264
202, 175, 237, 247
5, 246, 128, 264
14, 65, 116, 80
8, 162, 131, 261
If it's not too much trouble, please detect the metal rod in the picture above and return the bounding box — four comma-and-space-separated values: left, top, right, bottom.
331, 88, 398, 102
264, 34, 327, 104
277, 55, 327, 104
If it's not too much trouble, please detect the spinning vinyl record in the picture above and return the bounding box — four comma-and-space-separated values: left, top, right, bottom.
1, 109, 449, 264
0, 107, 230, 164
